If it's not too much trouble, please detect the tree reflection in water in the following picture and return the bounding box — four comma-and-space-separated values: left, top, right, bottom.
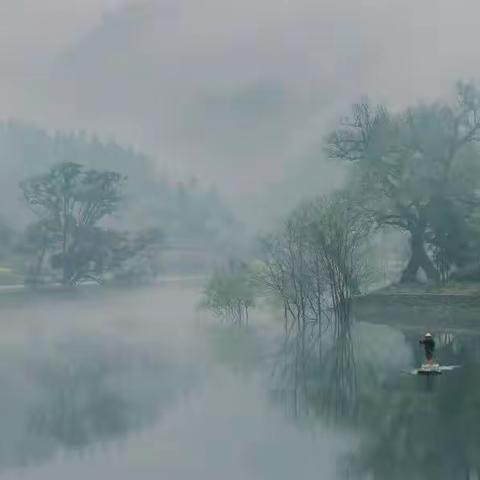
0, 335, 197, 470
272, 320, 358, 424
272, 324, 480, 480
352, 331, 480, 479
350, 332, 480, 480
27, 342, 132, 448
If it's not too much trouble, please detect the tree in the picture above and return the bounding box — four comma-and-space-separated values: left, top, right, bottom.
20, 219, 57, 285
425, 197, 473, 283
327, 82, 480, 283
260, 203, 327, 362
308, 194, 369, 330
202, 260, 255, 326
260, 193, 370, 418
108, 227, 164, 285
261, 193, 370, 350
20, 162, 125, 285
307, 193, 370, 417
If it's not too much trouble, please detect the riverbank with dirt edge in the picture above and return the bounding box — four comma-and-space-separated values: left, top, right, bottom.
354, 282, 480, 332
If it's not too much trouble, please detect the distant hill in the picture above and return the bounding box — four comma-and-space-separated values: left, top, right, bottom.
46, 0, 308, 201
0, 121, 237, 251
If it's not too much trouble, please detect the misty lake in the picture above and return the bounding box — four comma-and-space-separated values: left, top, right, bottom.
0, 283, 479, 480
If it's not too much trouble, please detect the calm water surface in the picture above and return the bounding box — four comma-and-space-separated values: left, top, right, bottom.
0, 285, 478, 480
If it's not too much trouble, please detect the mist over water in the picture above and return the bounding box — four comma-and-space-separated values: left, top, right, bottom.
3, 1, 480, 478
0, 283, 477, 479
0, 284, 354, 479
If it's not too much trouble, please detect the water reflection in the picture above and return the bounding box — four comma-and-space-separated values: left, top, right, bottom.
269, 318, 480, 479
357, 332, 480, 479
2, 287, 480, 480
352, 333, 480, 479
271, 320, 359, 423
0, 305, 355, 480
0, 333, 199, 471
323, 329, 358, 421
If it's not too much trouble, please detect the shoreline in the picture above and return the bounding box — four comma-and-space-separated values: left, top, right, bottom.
354, 285, 480, 332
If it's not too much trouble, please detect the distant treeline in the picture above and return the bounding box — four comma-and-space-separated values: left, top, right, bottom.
0, 122, 238, 285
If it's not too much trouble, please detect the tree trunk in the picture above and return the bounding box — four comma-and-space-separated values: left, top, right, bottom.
62, 200, 68, 285
30, 244, 47, 286
401, 223, 440, 283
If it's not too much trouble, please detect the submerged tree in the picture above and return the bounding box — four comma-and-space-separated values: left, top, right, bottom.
327, 82, 480, 283
309, 194, 369, 331
202, 260, 255, 326
261, 193, 370, 418
309, 194, 370, 418
260, 205, 327, 415
260, 204, 326, 353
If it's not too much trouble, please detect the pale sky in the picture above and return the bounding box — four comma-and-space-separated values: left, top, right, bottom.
0, 0, 122, 61
1, 0, 480, 219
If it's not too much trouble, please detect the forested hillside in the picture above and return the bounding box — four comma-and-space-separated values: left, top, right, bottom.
0, 121, 236, 248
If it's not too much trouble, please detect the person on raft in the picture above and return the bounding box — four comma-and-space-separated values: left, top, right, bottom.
419, 332, 436, 365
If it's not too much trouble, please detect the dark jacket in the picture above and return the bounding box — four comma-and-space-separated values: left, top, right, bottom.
420, 337, 435, 359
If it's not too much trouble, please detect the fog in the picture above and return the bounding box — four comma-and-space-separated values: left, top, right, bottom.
1, 282, 470, 480
0, 285, 356, 479
3, 2, 480, 479
3, 0, 480, 222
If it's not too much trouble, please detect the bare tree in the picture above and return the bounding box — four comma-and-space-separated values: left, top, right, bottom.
307, 193, 370, 418
261, 193, 370, 418
260, 204, 330, 415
